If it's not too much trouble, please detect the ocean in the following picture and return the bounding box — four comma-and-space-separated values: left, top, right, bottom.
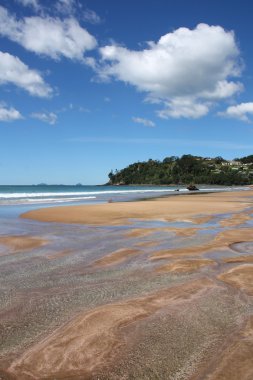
0, 184, 244, 207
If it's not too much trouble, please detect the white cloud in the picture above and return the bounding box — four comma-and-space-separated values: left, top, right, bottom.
0, 51, 52, 97
54, 1, 101, 24
157, 98, 210, 119
15, 0, 40, 11
83, 9, 101, 24
219, 102, 253, 122
0, 6, 97, 61
98, 24, 242, 119
132, 117, 155, 127
55, 0, 75, 14
0, 104, 23, 121
31, 112, 57, 125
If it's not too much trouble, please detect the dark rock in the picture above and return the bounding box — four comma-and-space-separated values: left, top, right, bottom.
187, 184, 199, 191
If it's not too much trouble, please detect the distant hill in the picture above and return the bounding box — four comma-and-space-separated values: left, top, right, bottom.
108, 155, 253, 186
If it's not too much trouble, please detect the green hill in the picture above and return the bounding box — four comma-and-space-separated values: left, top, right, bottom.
108, 155, 253, 186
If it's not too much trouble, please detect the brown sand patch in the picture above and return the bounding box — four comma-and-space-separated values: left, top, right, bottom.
93, 248, 142, 267
8, 278, 213, 380
151, 227, 253, 260
206, 227, 253, 254
151, 246, 222, 261
156, 258, 215, 273
218, 265, 253, 295
223, 255, 253, 264
124, 228, 155, 238
126, 227, 198, 238
219, 212, 252, 227
168, 227, 199, 237
21, 190, 253, 226
0, 235, 47, 253
135, 240, 160, 248
215, 228, 253, 245
202, 316, 253, 380
46, 249, 73, 260
189, 215, 213, 224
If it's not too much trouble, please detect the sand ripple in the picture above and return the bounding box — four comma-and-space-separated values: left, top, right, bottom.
8, 279, 213, 379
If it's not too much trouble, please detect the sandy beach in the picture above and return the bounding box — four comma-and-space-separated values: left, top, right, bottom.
1, 189, 253, 379
21, 189, 253, 225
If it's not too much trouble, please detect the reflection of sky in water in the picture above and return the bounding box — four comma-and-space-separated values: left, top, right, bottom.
204, 249, 238, 260
242, 219, 253, 227
128, 219, 194, 228
229, 241, 253, 254
1, 204, 253, 271
129, 213, 245, 229
2, 200, 253, 361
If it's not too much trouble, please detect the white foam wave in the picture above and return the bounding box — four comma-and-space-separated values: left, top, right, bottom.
0, 186, 242, 204
0, 196, 96, 205
0, 189, 182, 199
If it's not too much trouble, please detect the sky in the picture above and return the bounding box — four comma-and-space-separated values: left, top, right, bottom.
1, 0, 253, 185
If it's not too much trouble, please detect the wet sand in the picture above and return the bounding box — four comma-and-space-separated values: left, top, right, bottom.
150, 226, 253, 260
219, 212, 252, 227
195, 316, 253, 380
8, 279, 213, 379
0, 235, 47, 253
223, 255, 253, 264
219, 264, 253, 295
93, 248, 142, 267
156, 258, 215, 273
21, 189, 253, 226
126, 226, 199, 238
1, 188, 253, 379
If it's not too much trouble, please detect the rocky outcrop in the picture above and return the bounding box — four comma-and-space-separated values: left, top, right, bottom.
187, 185, 199, 191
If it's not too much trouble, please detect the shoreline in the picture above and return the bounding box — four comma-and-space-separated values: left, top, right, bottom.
21, 188, 253, 226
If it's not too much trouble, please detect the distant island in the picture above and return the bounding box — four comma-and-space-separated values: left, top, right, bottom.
108, 154, 253, 186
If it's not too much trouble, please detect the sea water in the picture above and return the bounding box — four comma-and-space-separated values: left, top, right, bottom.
0, 184, 248, 241
0, 184, 245, 207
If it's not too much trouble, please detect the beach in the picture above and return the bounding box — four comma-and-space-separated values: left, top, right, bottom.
21, 189, 253, 225
1, 189, 253, 379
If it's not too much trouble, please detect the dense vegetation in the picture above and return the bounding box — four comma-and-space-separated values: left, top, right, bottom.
108, 155, 253, 186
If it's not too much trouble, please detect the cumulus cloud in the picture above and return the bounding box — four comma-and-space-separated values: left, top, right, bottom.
98, 23, 242, 119
219, 102, 253, 122
157, 98, 210, 119
132, 117, 155, 127
0, 5, 97, 61
0, 51, 52, 97
0, 103, 23, 121
31, 112, 57, 124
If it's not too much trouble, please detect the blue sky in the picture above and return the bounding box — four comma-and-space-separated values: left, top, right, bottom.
1, 0, 253, 185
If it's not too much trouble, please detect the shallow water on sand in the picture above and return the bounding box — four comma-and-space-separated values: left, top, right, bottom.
1, 202, 253, 380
